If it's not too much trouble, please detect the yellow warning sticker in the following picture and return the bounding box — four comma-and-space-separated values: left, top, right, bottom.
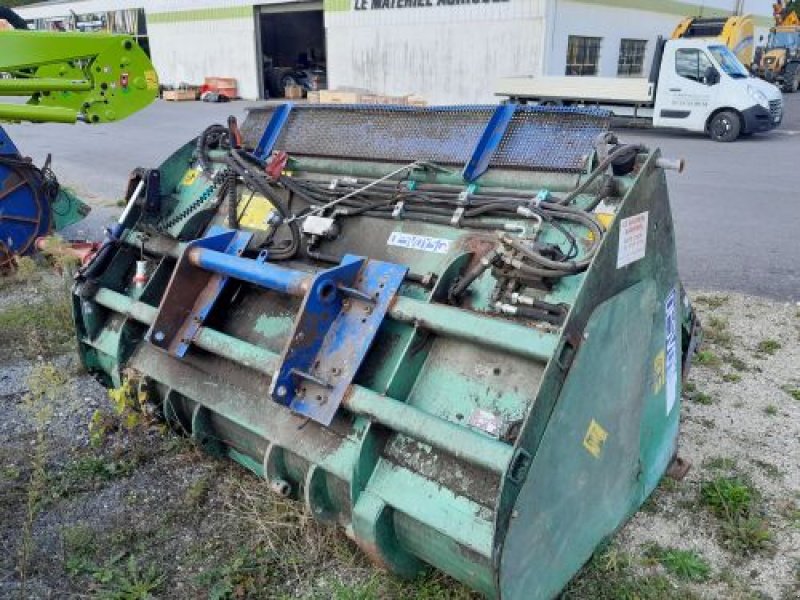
583, 419, 609, 459
653, 350, 666, 394
182, 169, 199, 187
145, 70, 159, 90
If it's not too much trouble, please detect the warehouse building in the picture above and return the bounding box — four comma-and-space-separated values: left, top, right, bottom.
15, 0, 777, 103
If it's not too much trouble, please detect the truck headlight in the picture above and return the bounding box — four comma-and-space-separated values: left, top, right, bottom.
746, 85, 769, 109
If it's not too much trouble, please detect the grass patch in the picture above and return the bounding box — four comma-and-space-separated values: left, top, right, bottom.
781, 385, 800, 401
756, 339, 781, 355
722, 373, 741, 383
704, 316, 733, 348
645, 545, 711, 582
692, 392, 715, 406
694, 295, 729, 309
49, 454, 139, 503
0, 288, 74, 359
700, 476, 772, 554
694, 350, 721, 367
563, 544, 698, 599
722, 353, 749, 372
704, 457, 737, 471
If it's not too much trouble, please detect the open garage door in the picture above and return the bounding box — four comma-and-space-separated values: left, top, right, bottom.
257, 2, 326, 99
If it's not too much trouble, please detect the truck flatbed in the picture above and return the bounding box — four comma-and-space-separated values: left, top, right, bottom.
495, 76, 654, 105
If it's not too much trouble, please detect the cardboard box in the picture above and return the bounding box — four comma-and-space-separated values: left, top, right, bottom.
284, 84, 304, 100
317, 90, 361, 104
163, 89, 197, 102
307, 91, 321, 104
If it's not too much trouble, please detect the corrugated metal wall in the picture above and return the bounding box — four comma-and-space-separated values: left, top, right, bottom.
325, 0, 547, 104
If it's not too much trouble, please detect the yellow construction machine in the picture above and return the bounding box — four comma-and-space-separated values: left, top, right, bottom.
752, 1, 800, 92
672, 14, 755, 66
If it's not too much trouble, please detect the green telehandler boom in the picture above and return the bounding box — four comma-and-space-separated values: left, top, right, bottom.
0, 7, 158, 268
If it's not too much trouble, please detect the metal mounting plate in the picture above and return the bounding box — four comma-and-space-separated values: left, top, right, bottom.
270, 255, 407, 425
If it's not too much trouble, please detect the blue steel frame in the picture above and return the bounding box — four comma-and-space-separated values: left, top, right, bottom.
462, 104, 517, 182
148, 227, 408, 426
253, 102, 294, 162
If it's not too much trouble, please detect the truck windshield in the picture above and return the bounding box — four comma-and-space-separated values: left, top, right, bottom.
708, 45, 749, 78
767, 31, 800, 49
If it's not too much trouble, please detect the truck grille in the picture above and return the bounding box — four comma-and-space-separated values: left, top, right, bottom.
770, 99, 783, 123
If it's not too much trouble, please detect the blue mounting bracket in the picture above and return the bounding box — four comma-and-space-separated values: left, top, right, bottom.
148, 226, 253, 357
270, 255, 407, 425
253, 102, 294, 162
147, 226, 408, 426
462, 104, 517, 183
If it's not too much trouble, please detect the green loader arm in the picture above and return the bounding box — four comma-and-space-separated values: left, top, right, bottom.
0, 30, 159, 124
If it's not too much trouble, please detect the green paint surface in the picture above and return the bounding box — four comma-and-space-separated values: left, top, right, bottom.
147, 6, 252, 25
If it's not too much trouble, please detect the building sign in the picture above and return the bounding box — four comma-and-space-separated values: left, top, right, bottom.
355, 0, 509, 10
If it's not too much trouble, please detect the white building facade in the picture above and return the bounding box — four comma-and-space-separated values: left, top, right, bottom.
15, 0, 777, 103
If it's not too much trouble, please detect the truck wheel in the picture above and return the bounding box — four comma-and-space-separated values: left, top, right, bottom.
783, 64, 800, 93
708, 111, 741, 142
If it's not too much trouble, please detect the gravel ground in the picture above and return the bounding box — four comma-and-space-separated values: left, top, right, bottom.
0, 273, 798, 599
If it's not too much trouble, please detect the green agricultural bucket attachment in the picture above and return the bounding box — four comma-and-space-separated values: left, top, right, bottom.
72, 104, 700, 599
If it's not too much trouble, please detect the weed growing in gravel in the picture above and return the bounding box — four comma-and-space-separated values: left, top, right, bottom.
0, 289, 74, 359
693, 392, 715, 405
694, 295, 729, 309
764, 405, 779, 416
756, 339, 782, 355
562, 544, 698, 599
781, 385, 800, 401
644, 544, 711, 582
700, 475, 772, 554
722, 353, 749, 371
17, 363, 68, 593
722, 373, 742, 383
695, 350, 721, 367
704, 316, 733, 348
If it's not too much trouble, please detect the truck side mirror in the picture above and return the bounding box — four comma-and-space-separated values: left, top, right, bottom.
705, 67, 720, 86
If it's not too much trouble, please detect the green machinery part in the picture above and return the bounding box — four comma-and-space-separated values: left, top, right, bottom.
0, 18, 159, 262
72, 105, 700, 598
0, 29, 159, 124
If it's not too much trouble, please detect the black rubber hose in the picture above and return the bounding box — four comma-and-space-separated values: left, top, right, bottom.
555, 144, 644, 206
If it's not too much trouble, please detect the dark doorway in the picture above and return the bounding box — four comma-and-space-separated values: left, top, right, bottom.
258, 8, 326, 98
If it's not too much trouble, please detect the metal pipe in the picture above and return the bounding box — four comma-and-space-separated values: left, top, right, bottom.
0, 103, 77, 124
0, 78, 92, 93
182, 248, 557, 363
391, 296, 558, 363
188, 247, 311, 296
90, 287, 513, 475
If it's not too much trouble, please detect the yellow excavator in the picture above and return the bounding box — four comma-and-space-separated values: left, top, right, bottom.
752, 1, 800, 92
672, 14, 755, 66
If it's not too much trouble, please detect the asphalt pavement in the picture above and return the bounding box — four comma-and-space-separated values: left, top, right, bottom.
4, 95, 799, 301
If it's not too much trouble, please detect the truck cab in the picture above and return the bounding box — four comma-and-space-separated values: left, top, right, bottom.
654, 39, 784, 141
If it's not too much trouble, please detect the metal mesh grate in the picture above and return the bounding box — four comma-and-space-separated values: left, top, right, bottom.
492, 107, 609, 171
242, 104, 610, 173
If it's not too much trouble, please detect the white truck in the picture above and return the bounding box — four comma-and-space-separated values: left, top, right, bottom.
496, 39, 783, 142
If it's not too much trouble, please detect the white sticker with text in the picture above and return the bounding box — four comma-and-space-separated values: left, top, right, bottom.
617, 212, 648, 269
387, 232, 451, 254
665, 288, 679, 415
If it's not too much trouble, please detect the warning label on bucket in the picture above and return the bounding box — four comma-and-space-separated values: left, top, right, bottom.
616, 212, 648, 269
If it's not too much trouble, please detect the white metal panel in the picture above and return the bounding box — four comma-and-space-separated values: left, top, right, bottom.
495, 75, 653, 103
325, 0, 546, 104
147, 17, 261, 99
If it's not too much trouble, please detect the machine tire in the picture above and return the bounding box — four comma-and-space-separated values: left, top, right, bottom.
783, 63, 800, 93
708, 110, 741, 142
